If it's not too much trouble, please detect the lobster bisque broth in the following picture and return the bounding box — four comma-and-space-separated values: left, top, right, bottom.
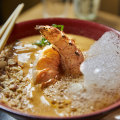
14, 34, 94, 116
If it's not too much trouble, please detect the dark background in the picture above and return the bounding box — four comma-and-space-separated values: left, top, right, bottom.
0, 0, 41, 25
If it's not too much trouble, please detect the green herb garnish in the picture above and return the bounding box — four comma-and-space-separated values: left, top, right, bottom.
33, 37, 51, 47
52, 24, 64, 31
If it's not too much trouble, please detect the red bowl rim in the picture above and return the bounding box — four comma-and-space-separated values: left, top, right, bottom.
0, 18, 120, 119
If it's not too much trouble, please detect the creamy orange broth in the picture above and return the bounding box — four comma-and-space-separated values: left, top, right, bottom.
13, 35, 94, 116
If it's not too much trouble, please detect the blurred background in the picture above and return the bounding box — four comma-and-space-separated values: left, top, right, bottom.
0, 0, 120, 31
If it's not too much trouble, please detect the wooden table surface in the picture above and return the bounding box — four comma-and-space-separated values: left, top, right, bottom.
15, 3, 120, 120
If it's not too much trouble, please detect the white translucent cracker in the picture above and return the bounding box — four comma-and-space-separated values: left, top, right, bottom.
86, 31, 120, 57
80, 31, 120, 92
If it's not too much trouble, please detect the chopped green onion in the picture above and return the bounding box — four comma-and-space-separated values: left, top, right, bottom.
33, 37, 51, 47
52, 24, 64, 31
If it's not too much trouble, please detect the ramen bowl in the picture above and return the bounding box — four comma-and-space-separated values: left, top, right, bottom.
0, 18, 120, 120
